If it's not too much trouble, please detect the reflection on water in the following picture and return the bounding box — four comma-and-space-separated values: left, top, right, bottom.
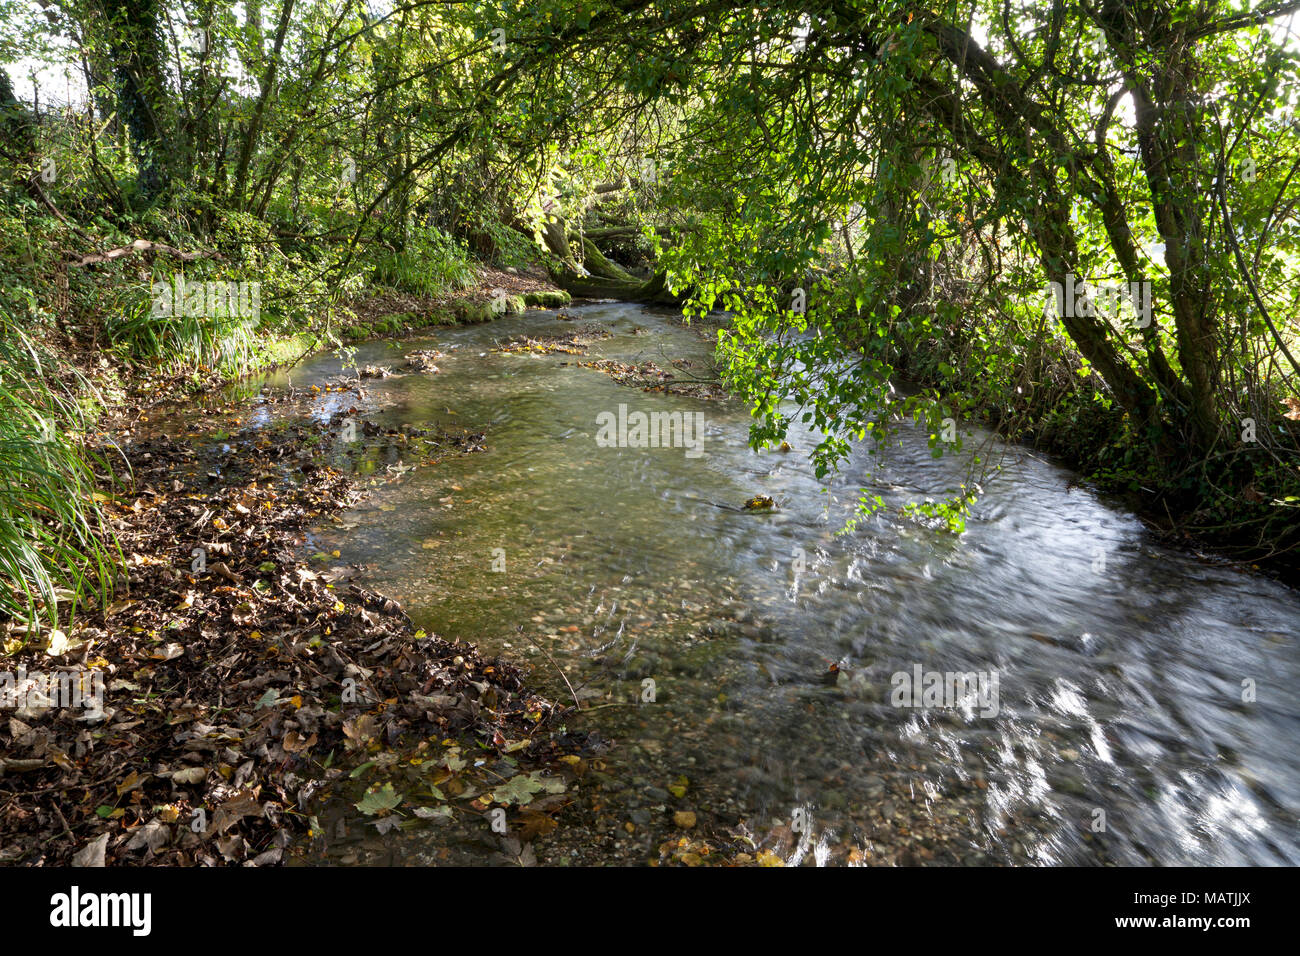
261, 303, 1300, 865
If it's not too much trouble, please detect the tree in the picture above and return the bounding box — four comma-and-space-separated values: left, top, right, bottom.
101, 0, 171, 200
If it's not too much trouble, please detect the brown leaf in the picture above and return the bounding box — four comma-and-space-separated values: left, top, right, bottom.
516, 810, 558, 842
282, 731, 316, 753
212, 790, 263, 835
115, 770, 151, 797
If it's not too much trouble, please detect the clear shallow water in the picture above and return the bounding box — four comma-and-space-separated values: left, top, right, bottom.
260, 303, 1300, 866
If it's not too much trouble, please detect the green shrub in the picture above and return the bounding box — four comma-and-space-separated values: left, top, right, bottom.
100, 277, 261, 375
373, 226, 477, 297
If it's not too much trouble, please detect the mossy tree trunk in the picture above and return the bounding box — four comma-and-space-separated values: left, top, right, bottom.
537, 214, 681, 305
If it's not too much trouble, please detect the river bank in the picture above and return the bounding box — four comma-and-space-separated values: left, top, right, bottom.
0, 267, 582, 865
0, 377, 596, 864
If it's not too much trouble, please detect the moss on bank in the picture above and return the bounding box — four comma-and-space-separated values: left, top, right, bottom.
333, 287, 570, 346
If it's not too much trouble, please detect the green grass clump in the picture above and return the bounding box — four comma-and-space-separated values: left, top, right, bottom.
0, 324, 119, 633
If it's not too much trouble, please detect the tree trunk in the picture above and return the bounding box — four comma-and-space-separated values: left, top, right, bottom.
0, 67, 36, 160
103, 0, 171, 201
536, 215, 681, 304
230, 0, 295, 209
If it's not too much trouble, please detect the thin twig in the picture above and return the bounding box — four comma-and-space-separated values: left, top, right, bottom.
521, 627, 582, 711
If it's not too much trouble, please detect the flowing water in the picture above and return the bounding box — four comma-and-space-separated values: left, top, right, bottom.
256, 303, 1300, 866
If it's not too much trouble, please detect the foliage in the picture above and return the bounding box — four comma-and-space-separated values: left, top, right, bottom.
0, 325, 117, 630
373, 226, 477, 297
0, 0, 1297, 623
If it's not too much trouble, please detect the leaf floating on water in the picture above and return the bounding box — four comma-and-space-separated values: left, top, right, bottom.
413, 805, 453, 823
516, 810, 559, 841
498, 836, 538, 867
355, 783, 401, 816
490, 771, 565, 806
439, 747, 467, 772
491, 775, 543, 806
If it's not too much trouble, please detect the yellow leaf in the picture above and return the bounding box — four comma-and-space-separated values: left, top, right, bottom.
115, 771, 150, 797
43, 630, 74, 656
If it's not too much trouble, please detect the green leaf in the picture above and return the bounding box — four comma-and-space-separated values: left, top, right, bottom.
355, 783, 402, 816
490, 772, 565, 806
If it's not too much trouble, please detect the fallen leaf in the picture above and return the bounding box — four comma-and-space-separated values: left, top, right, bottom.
171, 767, 207, 785
212, 790, 263, 834
72, 833, 109, 867
355, 783, 402, 816
116, 770, 151, 797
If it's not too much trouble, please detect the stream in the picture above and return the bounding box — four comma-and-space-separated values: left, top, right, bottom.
250, 302, 1299, 866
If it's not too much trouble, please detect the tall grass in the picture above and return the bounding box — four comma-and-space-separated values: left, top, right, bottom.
0, 326, 118, 634
101, 283, 261, 375
373, 225, 478, 296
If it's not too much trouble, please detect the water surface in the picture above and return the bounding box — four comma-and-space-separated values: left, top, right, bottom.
261, 303, 1300, 866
